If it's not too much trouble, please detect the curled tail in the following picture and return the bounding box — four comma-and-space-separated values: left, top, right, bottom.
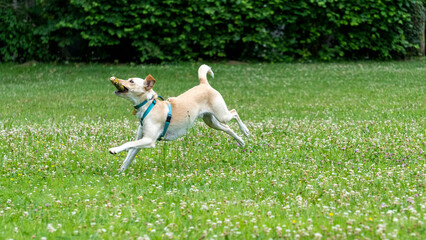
198, 64, 214, 84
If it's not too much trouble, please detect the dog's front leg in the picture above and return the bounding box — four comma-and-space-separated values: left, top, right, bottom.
109, 136, 156, 154
119, 125, 143, 172
119, 149, 140, 172
109, 125, 144, 154
109, 136, 157, 170
109, 136, 155, 155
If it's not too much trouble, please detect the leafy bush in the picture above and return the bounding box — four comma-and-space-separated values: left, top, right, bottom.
1, 0, 424, 62
0, 3, 49, 62
405, 0, 425, 55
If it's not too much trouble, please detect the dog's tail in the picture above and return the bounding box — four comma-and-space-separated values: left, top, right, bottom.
198, 64, 214, 85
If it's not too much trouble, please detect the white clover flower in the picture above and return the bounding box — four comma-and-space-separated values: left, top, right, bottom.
47, 223, 57, 233
314, 232, 322, 239
263, 227, 271, 234
354, 228, 361, 234
137, 235, 150, 240
276, 226, 282, 236
165, 232, 173, 239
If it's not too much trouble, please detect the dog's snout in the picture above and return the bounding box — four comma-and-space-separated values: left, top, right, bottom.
110, 76, 127, 92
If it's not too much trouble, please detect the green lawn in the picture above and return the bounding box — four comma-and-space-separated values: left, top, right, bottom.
0, 60, 425, 239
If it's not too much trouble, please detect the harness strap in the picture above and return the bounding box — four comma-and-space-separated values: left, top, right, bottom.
140, 99, 157, 125
134, 94, 164, 110
134, 96, 153, 110
158, 103, 172, 141
138, 98, 172, 141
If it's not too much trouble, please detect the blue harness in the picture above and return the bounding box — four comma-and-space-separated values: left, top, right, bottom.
134, 96, 171, 141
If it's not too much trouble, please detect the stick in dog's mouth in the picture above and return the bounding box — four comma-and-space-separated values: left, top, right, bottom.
110, 77, 128, 93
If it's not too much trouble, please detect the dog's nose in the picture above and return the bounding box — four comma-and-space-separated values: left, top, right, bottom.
110, 77, 116, 81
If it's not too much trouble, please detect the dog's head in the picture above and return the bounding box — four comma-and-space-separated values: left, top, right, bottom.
110, 75, 155, 104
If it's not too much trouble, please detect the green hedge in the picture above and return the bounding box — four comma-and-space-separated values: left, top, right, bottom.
1, 0, 424, 62
0, 3, 47, 62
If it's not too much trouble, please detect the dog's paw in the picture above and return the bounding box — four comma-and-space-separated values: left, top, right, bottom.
109, 147, 121, 155
119, 166, 127, 172
237, 138, 245, 148
243, 129, 250, 138
240, 125, 250, 137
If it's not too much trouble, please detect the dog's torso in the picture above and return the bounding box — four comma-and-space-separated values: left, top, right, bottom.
138, 83, 223, 141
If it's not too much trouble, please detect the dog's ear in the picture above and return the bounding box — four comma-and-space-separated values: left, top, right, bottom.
144, 74, 155, 90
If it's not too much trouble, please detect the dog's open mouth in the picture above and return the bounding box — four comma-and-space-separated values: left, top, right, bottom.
110, 77, 128, 93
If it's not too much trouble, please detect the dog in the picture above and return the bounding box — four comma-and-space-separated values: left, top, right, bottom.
109, 64, 250, 171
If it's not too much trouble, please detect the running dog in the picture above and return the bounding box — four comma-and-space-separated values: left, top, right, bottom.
109, 65, 249, 171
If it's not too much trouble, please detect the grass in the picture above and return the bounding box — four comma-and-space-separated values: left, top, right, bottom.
0, 60, 425, 239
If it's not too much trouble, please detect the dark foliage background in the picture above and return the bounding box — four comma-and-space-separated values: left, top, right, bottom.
0, 0, 425, 63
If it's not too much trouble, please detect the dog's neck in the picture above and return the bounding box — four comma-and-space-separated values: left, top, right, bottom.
132, 91, 157, 118
131, 91, 156, 106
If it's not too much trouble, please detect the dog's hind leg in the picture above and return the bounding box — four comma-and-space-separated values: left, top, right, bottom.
210, 105, 250, 138
209, 96, 250, 137
203, 113, 245, 147
229, 109, 250, 137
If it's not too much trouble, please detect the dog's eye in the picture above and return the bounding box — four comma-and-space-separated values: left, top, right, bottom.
129, 79, 134, 83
